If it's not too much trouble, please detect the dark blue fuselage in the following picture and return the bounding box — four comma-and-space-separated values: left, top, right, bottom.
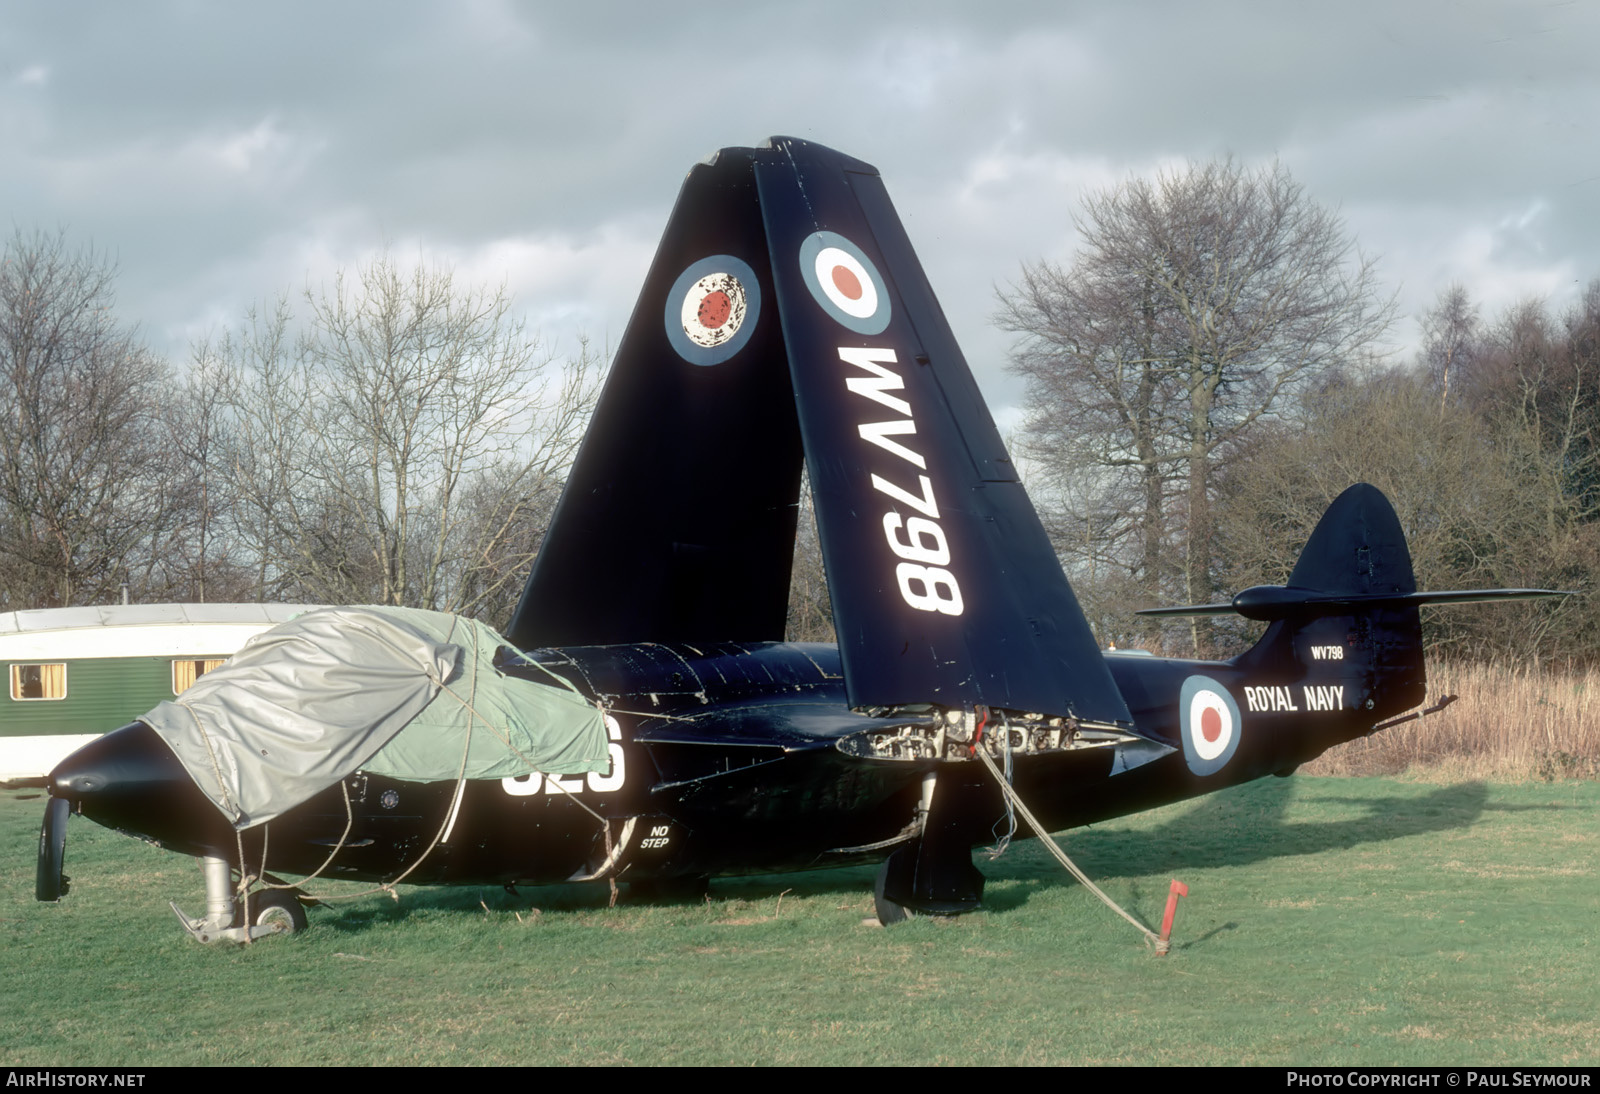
48, 636, 1400, 890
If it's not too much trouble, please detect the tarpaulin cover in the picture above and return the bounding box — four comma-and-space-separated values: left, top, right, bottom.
140, 606, 608, 829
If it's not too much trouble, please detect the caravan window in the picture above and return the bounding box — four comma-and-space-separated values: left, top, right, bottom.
10, 663, 67, 701
172, 659, 227, 694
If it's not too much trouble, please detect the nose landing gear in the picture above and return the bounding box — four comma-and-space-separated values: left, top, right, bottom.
171, 855, 309, 943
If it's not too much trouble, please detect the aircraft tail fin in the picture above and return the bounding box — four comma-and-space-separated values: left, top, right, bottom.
507, 147, 803, 650
753, 137, 1131, 726
512, 136, 1131, 728
1141, 483, 1564, 726
1233, 483, 1428, 721
1134, 484, 1423, 724
515, 136, 1139, 729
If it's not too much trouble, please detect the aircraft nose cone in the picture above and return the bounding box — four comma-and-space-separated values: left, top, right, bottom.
46, 721, 231, 856
48, 722, 180, 801
53, 770, 106, 796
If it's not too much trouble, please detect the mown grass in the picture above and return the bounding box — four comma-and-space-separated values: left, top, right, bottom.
2, 775, 1595, 1066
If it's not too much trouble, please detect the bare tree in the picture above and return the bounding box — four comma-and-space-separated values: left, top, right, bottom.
1419, 283, 1480, 414
0, 230, 180, 609
1219, 281, 1600, 666
209, 254, 600, 615
785, 481, 834, 643
1456, 286, 1600, 532
147, 348, 258, 602
1215, 367, 1597, 664
999, 160, 1393, 652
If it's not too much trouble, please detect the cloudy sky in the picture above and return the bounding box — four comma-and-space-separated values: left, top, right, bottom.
3, 1, 1596, 417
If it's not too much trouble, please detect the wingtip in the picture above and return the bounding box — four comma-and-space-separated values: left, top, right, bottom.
759, 136, 880, 175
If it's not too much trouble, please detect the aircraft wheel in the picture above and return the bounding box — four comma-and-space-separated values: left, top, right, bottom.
36, 796, 70, 902
873, 860, 914, 926
241, 889, 308, 934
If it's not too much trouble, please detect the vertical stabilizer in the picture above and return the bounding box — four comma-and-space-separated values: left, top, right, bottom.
508, 147, 803, 649
511, 138, 1131, 730
1237, 483, 1426, 718
754, 138, 1130, 726
1286, 482, 1417, 599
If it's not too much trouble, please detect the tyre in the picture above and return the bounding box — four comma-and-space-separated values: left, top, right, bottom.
241, 889, 308, 934
36, 796, 70, 902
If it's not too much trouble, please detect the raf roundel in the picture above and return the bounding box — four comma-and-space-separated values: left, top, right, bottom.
1178, 675, 1242, 776
665, 255, 761, 366
798, 231, 891, 336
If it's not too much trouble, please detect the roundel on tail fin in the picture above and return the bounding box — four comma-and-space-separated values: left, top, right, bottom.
798, 231, 890, 335
1179, 675, 1241, 776
665, 255, 760, 365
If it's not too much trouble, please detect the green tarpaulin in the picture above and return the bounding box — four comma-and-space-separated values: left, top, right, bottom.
140, 606, 608, 829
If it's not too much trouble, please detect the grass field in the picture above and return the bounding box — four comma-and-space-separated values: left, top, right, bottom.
2, 775, 1595, 1067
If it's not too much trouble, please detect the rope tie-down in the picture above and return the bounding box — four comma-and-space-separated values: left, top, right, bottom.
971, 721, 1186, 956
222, 630, 619, 938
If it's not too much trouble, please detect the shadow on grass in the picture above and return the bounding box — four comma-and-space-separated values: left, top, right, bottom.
1081, 776, 1493, 869
306, 882, 608, 933
304, 866, 884, 934
302, 775, 1541, 931
978, 775, 1539, 914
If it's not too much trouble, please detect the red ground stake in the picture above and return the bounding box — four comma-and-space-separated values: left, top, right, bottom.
1157, 879, 1189, 956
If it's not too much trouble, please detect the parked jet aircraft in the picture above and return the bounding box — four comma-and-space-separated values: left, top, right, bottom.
35, 138, 1558, 941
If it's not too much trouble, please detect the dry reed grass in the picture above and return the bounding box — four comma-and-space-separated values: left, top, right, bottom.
1303, 658, 1600, 780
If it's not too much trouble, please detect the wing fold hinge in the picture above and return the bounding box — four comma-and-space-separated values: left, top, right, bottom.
834, 704, 1148, 763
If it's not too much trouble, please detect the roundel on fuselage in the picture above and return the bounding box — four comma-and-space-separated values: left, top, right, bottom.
1179, 675, 1241, 776
798, 231, 891, 335
665, 255, 761, 365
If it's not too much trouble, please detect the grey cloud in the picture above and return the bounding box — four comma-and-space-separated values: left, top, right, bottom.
0, 0, 1596, 412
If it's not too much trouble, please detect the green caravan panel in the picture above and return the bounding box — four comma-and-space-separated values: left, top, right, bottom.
2, 657, 200, 738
